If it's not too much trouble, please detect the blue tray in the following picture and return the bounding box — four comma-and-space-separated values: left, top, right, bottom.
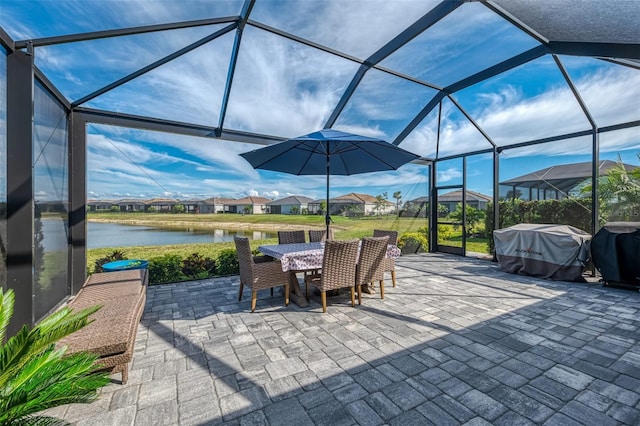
102, 259, 148, 272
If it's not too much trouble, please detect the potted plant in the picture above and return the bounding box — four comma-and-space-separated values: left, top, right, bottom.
397, 232, 428, 254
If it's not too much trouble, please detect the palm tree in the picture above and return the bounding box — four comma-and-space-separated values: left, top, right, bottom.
0, 289, 110, 425
581, 155, 640, 221
449, 203, 486, 236
392, 191, 402, 216
374, 194, 387, 215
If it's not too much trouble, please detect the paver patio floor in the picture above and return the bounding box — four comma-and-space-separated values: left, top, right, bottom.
49, 253, 640, 425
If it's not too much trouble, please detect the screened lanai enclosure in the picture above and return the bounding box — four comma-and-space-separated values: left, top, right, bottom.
0, 0, 638, 332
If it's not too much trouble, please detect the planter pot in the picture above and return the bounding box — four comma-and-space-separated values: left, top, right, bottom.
400, 243, 422, 254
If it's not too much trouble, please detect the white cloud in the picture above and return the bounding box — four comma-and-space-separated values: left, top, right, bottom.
262, 191, 279, 199
401, 65, 640, 159
250, 0, 440, 59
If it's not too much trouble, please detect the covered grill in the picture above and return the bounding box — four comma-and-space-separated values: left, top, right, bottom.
494, 224, 591, 281
591, 222, 640, 288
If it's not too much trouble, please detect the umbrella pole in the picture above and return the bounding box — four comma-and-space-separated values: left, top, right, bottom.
326, 154, 330, 237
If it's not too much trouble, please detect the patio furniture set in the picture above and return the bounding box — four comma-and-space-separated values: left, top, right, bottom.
234, 229, 400, 313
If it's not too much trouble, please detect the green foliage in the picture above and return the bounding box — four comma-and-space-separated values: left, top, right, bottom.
437, 225, 454, 241
397, 232, 428, 254
148, 254, 186, 284
181, 253, 216, 279
172, 204, 185, 214
416, 226, 429, 240
448, 204, 486, 235
344, 204, 363, 218
93, 250, 127, 274
92, 247, 243, 284
581, 155, 640, 222
0, 289, 109, 425
216, 249, 239, 276
109, 205, 120, 213
411, 224, 454, 244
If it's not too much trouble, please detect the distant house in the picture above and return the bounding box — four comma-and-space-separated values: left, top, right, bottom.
308, 193, 394, 216
500, 160, 637, 200
114, 198, 146, 212
403, 196, 429, 217
226, 196, 272, 214
145, 198, 179, 212
180, 198, 210, 213
267, 195, 315, 214
201, 197, 236, 213
437, 190, 492, 214
87, 199, 115, 212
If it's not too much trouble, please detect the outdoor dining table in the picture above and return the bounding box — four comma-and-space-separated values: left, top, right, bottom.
258, 241, 401, 307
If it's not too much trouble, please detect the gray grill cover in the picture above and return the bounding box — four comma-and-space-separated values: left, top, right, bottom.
494, 224, 591, 281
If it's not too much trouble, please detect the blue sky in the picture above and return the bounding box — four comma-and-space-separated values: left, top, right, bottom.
2, 0, 639, 203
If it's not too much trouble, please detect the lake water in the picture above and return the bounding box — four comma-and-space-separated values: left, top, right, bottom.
41, 220, 276, 249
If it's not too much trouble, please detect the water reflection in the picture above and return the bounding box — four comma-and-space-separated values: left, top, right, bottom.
42, 220, 276, 249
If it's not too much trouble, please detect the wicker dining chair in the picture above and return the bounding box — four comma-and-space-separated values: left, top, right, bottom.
234, 236, 290, 312
278, 230, 306, 244
355, 236, 389, 303
304, 239, 359, 313
308, 228, 334, 242
373, 229, 398, 287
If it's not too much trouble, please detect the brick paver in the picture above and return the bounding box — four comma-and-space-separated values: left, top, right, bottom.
47, 254, 639, 425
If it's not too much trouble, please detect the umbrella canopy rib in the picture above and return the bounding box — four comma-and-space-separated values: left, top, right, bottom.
295, 142, 320, 176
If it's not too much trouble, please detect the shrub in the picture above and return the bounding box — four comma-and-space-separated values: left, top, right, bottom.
216, 249, 239, 276
437, 224, 454, 241
416, 226, 429, 240
397, 232, 428, 254
93, 249, 127, 273
148, 254, 186, 284
181, 253, 216, 279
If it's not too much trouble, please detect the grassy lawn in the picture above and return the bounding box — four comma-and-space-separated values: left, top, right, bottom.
86, 212, 490, 272
87, 212, 428, 234
441, 236, 490, 254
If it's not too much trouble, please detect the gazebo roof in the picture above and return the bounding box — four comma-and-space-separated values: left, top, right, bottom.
500, 160, 637, 192
438, 190, 492, 203
1, 0, 637, 163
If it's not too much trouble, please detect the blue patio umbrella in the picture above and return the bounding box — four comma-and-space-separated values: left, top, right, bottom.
240, 129, 421, 235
